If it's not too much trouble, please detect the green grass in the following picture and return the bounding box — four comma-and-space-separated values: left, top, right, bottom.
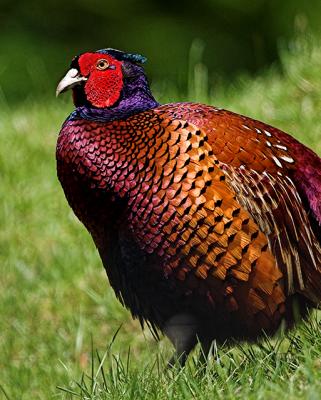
1, 35, 321, 399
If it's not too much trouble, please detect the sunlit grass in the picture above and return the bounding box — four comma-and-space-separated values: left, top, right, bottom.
58, 316, 321, 400
1, 35, 321, 399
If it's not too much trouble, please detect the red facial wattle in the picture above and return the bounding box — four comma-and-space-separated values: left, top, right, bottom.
77, 53, 124, 108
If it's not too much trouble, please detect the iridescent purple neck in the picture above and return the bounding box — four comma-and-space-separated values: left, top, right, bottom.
68, 64, 159, 122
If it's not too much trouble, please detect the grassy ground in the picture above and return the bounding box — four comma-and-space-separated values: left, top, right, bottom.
1, 36, 321, 399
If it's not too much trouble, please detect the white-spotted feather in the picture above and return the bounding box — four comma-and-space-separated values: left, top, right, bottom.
222, 165, 321, 296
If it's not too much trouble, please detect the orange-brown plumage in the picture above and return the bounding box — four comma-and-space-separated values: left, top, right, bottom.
56, 49, 321, 365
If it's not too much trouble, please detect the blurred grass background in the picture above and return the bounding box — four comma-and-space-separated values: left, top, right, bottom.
1, 1, 321, 399
1, 0, 321, 102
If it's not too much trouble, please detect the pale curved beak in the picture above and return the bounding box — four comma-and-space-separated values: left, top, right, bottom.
56, 68, 87, 97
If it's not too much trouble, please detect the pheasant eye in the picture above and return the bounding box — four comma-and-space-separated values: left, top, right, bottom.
96, 59, 109, 70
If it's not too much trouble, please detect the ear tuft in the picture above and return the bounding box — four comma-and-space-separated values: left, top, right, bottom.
96, 48, 147, 64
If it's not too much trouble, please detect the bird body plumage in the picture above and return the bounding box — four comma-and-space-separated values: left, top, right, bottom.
56, 51, 321, 364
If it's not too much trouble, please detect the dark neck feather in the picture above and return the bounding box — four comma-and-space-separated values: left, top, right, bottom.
69, 65, 159, 122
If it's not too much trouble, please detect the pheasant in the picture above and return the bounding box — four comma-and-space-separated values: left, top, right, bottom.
56, 49, 321, 365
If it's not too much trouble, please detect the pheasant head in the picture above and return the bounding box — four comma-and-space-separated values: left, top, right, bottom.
56, 48, 158, 118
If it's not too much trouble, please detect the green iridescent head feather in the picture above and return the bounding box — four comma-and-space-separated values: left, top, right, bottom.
96, 48, 147, 64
